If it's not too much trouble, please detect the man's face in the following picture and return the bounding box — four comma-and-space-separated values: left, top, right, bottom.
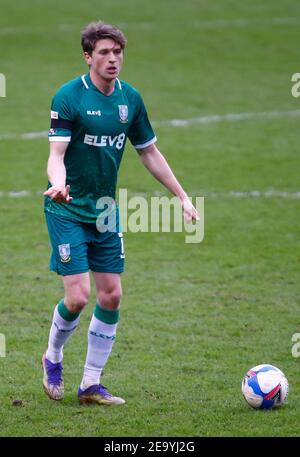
84, 38, 124, 81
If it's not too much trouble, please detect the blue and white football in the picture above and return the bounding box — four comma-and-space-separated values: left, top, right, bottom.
242, 364, 289, 409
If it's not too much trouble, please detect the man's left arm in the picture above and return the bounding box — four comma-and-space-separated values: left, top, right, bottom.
137, 143, 200, 222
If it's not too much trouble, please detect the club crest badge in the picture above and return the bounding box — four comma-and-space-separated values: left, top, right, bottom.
118, 105, 128, 123
58, 244, 71, 263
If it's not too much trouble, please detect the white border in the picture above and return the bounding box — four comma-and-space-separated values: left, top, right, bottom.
81, 75, 89, 89
49, 136, 71, 142
134, 136, 157, 150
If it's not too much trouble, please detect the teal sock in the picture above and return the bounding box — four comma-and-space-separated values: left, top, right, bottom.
94, 303, 120, 324
57, 299, 81, 321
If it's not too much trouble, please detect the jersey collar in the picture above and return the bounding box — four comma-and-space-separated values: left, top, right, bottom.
82, 73, 122, 96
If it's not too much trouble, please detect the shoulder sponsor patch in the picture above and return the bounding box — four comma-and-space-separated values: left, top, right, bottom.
51, 110, 59, 119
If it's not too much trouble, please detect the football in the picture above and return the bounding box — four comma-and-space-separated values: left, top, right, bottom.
242, 364, 289, 410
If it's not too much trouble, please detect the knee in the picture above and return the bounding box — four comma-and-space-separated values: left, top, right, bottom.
65, 285, 90, 313
99, 288, 122, 310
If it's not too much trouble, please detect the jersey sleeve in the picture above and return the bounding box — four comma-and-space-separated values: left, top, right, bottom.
127, 92, 157, 149
48, 88, 74, 142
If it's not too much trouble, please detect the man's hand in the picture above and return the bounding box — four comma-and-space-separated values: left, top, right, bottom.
43, 184, 73, 204
180, 195, 200, 223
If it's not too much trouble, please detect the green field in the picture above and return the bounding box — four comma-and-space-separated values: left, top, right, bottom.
0, 0, 300, 437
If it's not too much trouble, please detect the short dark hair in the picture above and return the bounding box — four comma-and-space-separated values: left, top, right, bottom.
81, 21, 127, 54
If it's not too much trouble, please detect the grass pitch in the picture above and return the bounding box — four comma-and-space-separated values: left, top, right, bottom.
0, 0, 300, 437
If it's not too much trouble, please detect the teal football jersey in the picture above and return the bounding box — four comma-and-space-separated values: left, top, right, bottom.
45, 73, 156, 223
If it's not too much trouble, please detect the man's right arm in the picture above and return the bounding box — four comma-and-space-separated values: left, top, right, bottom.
43, 142, 73, 204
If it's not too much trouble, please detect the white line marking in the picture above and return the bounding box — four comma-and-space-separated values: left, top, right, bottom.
191, 17, 300, 29
22, 131, 49, 139
0, 131, 48, 140
0, 24, 76, 35
0, 18, 299, 35
145, 190, 300, 199
8, 190, 32, 197
152, 110, 300, 127
0, 190, 299, 199
206, 190, 300, 199
1, 109, 300, 141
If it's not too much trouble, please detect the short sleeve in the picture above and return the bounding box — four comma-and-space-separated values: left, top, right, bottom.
127, 92, 157, 149
48, 89, 74, 142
